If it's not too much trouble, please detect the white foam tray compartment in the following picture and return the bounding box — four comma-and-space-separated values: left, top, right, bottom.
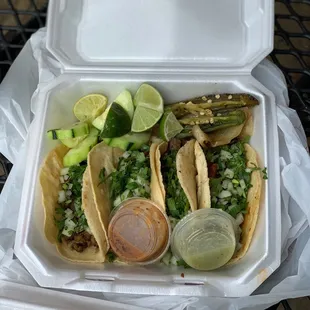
15, 72, 281, 297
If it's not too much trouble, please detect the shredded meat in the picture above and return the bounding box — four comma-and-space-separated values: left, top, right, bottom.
168, 138, 182, 151
63, 231, 98, 253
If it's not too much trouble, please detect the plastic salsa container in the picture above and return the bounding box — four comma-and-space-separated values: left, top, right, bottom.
171, 208, 237, 271
108, 198, 171, 264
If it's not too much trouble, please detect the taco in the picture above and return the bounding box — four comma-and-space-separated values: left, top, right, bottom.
150, 139, 198, 223
40, 144, 109, 262
197, 140, 262, 263
103, 144, 153, 210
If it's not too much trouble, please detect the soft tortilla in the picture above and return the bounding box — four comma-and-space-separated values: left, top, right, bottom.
228, 143, 262, 264
40, 144, 106, 263
176, 140, 198, 212
150, 141, 167, 212
87, 142, 123, 232
194, 141, 211, 209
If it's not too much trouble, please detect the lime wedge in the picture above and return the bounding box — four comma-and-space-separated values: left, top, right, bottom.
73, 94, 107, 123
131, 84, 164, 132
159, 111, 183, 141
100, 103, 131, 138
114, 90, 134, 120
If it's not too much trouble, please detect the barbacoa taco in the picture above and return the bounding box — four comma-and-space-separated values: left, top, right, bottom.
150, 139, 198, 224
40, 144, 110, 262
196, 140, 262, 263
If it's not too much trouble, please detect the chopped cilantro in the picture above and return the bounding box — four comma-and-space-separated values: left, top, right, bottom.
68, 164, 87, 197
177, 259, 191, 269
206, 141, 252, 218
98, 167, 106, 185
107, 251, 117, 263
108, 149, 151, 208
56, 164, 89, 240
161, 150, 189, 219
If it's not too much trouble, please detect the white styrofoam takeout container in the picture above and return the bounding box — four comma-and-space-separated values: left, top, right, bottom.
0, 280, 148, 310
15, 0, 281, 297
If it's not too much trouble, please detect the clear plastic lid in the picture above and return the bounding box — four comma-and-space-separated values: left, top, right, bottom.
171, 208, 237, 271
47, 0, 273, 72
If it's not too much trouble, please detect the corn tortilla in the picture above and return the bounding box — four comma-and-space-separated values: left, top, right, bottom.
40, 144, 107, 263
228, 143, 262, 264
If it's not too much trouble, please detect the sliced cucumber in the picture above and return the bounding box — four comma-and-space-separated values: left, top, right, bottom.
60, 135, 87, 148
47, 122, 89, 140
109, 132, 151, 151
63, 128, 99, 167
114, 90, 134, 120
102, 138, 112, 145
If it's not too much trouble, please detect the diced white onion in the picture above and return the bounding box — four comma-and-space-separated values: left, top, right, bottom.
61, 168, 69, 176
122, 151, 130, 159
236, 242, 242, 251
66, 190, 72, 197
64, 208, 73, 220
114, 195, 122, 207
240, 179, 246, 189
235, 213, 244, 226
227, 181, 234, 191
224, 168, 234, 179
170, 255, 178, 266
62, 219, 76, 237
245, 168, 251, 173
237, 187, 244, 196
58, 191, 66, 203
162, 251, 172, 266
218, 190, 232, 199
220, 150, 233, 160
144, 184, 151, 194
59, 176, 64, 184
228, 205, 235, 211
222, 179, 230, 189
68, 183, 73, 190
64, 174, 69, 181
219, 199, 229, 206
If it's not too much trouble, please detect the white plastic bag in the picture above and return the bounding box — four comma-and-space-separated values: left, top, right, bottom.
1, 28, 310, 310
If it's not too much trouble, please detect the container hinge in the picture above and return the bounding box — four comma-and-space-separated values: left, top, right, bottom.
173, 280, 205, 286
85, 276, 115, 282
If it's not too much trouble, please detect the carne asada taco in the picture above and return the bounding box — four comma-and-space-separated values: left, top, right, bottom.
150, 139, 198, 223
40, 144, 109, 262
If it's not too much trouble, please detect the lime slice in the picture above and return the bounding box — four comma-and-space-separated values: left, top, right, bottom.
159, 111, 183, 141
100, 103, 131, 138
73, 94, 107, 123
131, 84, 164, 132
114, 90, 134, 120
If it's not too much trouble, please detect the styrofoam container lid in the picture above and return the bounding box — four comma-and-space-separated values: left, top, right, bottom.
47, 0, 273, 72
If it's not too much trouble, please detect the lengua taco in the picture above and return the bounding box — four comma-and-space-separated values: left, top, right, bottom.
40, 144, 113, 262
